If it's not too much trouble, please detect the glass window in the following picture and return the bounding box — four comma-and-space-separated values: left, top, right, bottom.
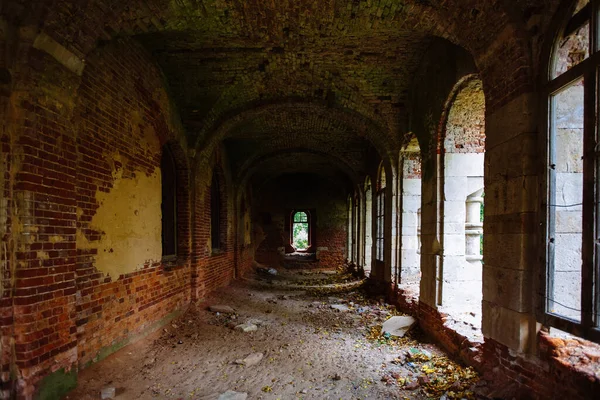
545, 0, 599, 340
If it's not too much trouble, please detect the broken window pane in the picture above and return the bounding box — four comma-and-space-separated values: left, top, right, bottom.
552, 1, 590, 79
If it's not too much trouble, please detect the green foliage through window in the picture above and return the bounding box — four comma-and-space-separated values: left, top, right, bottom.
292, 211, 309, 249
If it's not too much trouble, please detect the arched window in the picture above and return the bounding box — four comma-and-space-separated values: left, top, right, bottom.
291, 211, 310, 250
544, 0, 599, 341
347, 195, 353, 260
353, 194, 360, 264
211, 171, 221, 251
161, 146, 177, 258
363, 177, 373, 275
376, 164, 386, 262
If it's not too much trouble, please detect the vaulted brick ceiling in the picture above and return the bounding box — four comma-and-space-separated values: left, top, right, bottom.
128, 1, 436, 186
6, 0, 562, 186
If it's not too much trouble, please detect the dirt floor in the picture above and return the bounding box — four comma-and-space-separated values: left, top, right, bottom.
65, 275, 486, 400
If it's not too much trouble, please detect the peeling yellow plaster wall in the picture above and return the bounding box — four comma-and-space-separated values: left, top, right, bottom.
77, 166, 162, 280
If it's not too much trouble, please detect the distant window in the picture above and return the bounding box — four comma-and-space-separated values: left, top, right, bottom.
161, 146, 177, 258
211, 171, 221, 250
376, 164, 386, 262
292, 211, 310, 250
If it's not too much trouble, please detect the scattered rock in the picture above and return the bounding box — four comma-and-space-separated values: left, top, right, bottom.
407, 347, 432, 360
258, 267, 278, 275
210, 305, 235, 313
381, 316, 416, 338
404, 380, 420, 390
246, 318, 265, 326
234, 352, 264, 366
218, 390, 248, 400
144, 358, 155, 368
234, 323, 258, 333
101, 387, 116, 399
331, 304, 350, 312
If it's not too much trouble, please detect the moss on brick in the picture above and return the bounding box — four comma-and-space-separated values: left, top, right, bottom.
83, 309, 182, 370
35, 368, 77, 400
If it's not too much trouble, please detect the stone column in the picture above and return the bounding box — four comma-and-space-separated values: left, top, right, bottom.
465, 190, 484, 266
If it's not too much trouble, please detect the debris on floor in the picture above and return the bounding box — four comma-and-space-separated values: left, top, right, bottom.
209, 305, 236, 313
234, 352, 263, 366
382, 315, 417, 337
68, 274, 486, 400
100, 387, 115, 399
218, 390, 248, 400
234, 322, 258, 332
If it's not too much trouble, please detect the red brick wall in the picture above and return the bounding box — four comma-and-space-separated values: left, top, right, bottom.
402, 153, 422, 180
73, 39, 191, 370
191, 155, 236, 302
415, 301, 599, 400
7, 48, 82, 399
442, 77, 485, 154
0, 65, 14, 399
0, 37, 206, 398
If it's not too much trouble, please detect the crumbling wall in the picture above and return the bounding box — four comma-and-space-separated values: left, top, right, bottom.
0, 34, 192, 398
73, 38, 191, 370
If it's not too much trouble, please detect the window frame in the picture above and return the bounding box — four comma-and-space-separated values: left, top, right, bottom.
353, 194, 360, 264
161, 145, 177, 261
291, 210, 311, 251
375, 165, 386, 262
211, 170, 222, 252
542, 0, 600, 341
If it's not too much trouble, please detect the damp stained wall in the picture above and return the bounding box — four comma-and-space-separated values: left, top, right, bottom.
76, 164, 162, 280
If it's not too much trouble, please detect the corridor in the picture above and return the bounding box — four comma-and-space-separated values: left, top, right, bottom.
1, 1, 600, 399
66, 273, 481, 400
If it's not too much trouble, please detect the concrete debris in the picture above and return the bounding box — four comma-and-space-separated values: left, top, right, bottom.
143, 358, 155, 368
100, 387, 116, 399
330, 304, 350, 312
210, 305, 235, 313
382, 316, 416, 337
404, 380, 420, 390
257, 267, 278, 275
234, 323, 258, 332
234, 352, 264, 366
218, 390, 248, 400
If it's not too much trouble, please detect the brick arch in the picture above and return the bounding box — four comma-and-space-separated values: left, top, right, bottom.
537, 0, 585, 87
436, 74, 485, 154
194, 99, 397, 169
237, 149, 358, 192
11, 0, 537, 123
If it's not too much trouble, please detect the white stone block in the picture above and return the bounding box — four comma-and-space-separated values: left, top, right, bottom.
554, 233, 582, 272
445, 153, 485, 177
443, 201, 466, 223
444, 176, 469, 201
402, 179, 422, 195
